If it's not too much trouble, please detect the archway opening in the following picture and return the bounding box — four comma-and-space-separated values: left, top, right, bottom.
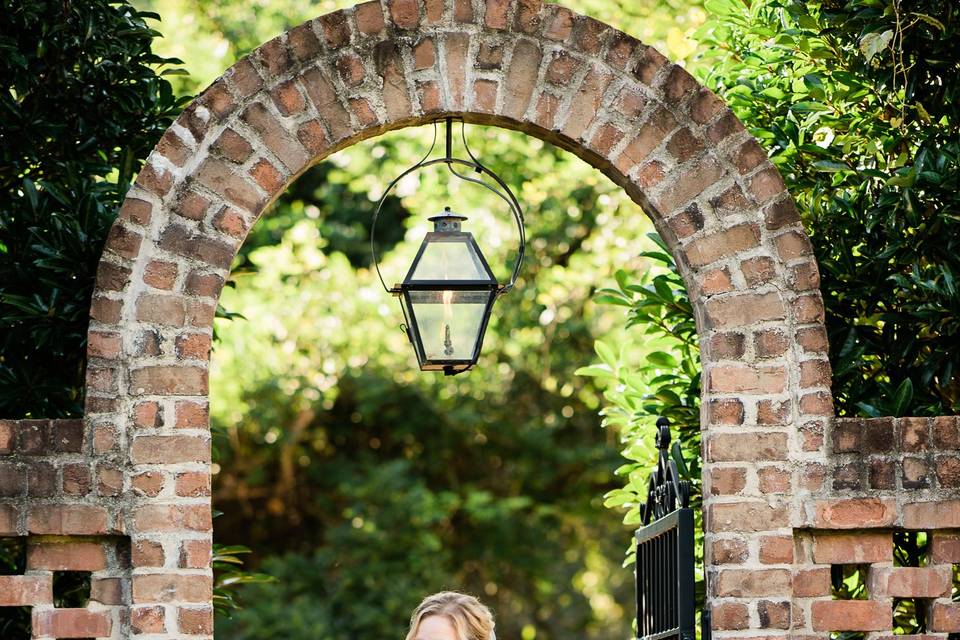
207, 120, 683, 638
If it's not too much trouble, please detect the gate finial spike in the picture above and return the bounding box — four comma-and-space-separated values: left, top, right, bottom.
655, 417, 671, 450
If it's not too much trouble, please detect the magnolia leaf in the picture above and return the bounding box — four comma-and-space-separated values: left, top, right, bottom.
913, 13, 945, 32
859, 30, 893, 62
891, 378, 914, 417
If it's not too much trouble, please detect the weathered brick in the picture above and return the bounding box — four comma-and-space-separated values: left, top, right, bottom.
95, 260, 133, 292
800, 358, 832, 388
133, 573, 213, 603
903, 499, 960, 529
931, 602, 960, 632
0, 420, 14, 454
33, 608, 112, 637
813, 498, 897, 528
707, 432, 788, 462
800, 390, 833, 415
758, 600, 791, 629
711, 537, 748, 564
336, 52, 366, 86
666, 127, 704, 163
249, 157, 285, 193
179, 606, 214, 635
869, 460, 900, 489
196, 157, 264, 212
131, 606, 166, 634
708, 364, 786, 394
98, 466, 123, 495
477, 42, 503, 69
0, 462, 25, 497
105, 224, 143, 260
28, 504, 110, 535
614, 108, 677, 175
130, 366, 208, 396
871, 566, 951, 598
176, 400, 209, 429
136, 163, 174, 197
714, 568, 791, 597
212, 206, 250, 239
633, 46, 668, 86
684, 223, 760, 267
933, 416, 960, 448
444, 33, 470, 109
689, 88, 725, 124
176, 332, 213, 359
812, 531, 892, 564
132, 435, 211, 464
413, 38, 436, 70
301, 67, 353, 141
861, 418, 895, 453
709, 500, 789, 532
26, 461, 55, 498
241, 102, 309, 171
119, 197, 153, 226
811, 600, 890, 632
503, 40, 541, 119
133, 504, 212, 533
931, 532, 960, 563
749, 166, 787, 203
453, 0, 475, 23
62, 462, 92, 495
176, 471, 211, 497
20, 420, 49, 454
356, 1, 386, 35
91, 577, 125, 605
28, 540, 107, 571
181, 539, 213, 569
758, 466, 791, 493
753, 329, 788, 358
708, 398, 744, 426
712, 602, 749, 630
389, 0, 420, 29
793, 567, 831, 597
709, 466, 746, 495
562, 68, 612, 141
0, 504, 19, 535
132, 471, 164, 497
159, 223, 235, 270
136, 293, 186, 326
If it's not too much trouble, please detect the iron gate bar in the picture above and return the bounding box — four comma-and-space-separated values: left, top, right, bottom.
634, 418, 697, 640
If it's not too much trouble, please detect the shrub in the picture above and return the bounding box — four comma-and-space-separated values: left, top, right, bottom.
0, 0, 187, 418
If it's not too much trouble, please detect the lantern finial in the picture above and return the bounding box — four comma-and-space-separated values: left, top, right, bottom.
429, 207, 468, 232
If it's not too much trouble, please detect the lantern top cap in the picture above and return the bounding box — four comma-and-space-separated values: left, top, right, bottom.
428, 206, 468, 232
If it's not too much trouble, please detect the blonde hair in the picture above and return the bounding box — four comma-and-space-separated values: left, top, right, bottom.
405, 591, 496, 640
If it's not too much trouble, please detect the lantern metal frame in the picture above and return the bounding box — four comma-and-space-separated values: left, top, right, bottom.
370, 117, 526, 375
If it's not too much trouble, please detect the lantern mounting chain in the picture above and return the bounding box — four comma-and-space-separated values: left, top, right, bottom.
370, 117, 526, 296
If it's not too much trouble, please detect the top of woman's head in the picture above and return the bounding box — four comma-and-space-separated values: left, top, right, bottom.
405, 591, 496, 640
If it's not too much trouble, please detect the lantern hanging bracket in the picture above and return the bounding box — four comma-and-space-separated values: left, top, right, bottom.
370, 117, 526, 296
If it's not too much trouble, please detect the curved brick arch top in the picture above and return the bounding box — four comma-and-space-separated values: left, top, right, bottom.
79, 0, 832, 637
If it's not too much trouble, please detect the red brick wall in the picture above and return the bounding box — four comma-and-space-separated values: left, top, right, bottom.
1, 0, 912, 637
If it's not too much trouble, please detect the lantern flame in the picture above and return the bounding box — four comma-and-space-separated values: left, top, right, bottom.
442, 290, 454, 356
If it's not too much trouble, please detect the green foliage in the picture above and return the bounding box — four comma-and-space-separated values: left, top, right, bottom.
213, 540, 277, 616
0, 0, 187, 418
696, 0, 960, 416
209, 126, 651, 638
585, 0, 959, 631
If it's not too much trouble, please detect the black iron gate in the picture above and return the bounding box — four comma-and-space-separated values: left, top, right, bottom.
635, 418, 705, 640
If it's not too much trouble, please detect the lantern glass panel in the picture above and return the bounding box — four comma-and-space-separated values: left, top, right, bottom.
407, 289, 493, 362
410, 237, 491, 281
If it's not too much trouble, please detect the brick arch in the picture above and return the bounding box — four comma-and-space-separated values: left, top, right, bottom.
77, 0, 831, 637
